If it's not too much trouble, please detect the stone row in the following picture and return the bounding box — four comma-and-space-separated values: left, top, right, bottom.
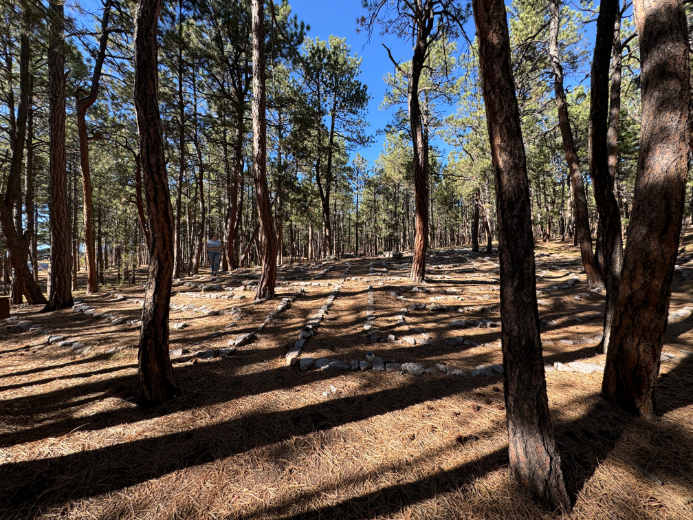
179, 291, 248, 300
231, 292, 303, 350
363, 284, 376, 332
297, 349, 503, 379
286, 284, 342, 365
312, 264, 334, 280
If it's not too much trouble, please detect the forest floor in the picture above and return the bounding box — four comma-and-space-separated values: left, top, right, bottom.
1, 236, 692, 520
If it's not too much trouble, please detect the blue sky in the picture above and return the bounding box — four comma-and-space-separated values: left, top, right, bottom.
285, 0, 467, 168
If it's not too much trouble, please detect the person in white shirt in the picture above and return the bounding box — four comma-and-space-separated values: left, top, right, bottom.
205, 234, 222, 276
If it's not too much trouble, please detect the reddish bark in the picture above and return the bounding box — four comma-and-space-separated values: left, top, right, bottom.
602, 0, 689, 418
251, 0, 277, 300
473, 0, 570, 509
43, 0, 73, 312
549, 0, 603, 289
589, 0, 622, 354
134, 0, 178, 404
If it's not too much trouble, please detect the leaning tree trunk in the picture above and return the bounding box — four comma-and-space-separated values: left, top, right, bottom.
549, 0, 603, 289
472, 0, 571, 510
43, 0, 73, 312
0, 29, 45, 305
134, 0, 178, 404
76, 0, 112, 295
251, 0, 277, 300
602, 0, 689, 418
589, 0, 622, 354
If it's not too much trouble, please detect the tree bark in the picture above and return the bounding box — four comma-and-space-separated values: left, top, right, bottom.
472, 0, 571, 510
589, 0, 622, 354
477, 190, 493, 254
43, 0, 73, 311
173, 0, 185, 279
0, 27, 45, 305
133, 153, 151, 248
408, 17, 432, 283
607, 2, 623, 184
134, 0, 178, 404
225, 113, 243, 270
549, 0, 603, 289
602, 0, 689, 418
251, 0, 277, 300
191, 64, 205, 275
472, 193, 479, 253
75, 0, 112, 294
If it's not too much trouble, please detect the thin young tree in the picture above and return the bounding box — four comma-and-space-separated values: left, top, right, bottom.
548, 0, 602, 289
251, 0, 277, 300
602, 0, 689, 418
0, 10, 46, 305
589, 0, 622, 353
472, 0, 570, 509
44, 0, 73, 312
76, 0, 114, 294
134, 0, 178, 404
360, 0, 468, 283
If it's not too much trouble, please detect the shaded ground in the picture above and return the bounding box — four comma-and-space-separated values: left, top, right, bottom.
0, 237, 692, 520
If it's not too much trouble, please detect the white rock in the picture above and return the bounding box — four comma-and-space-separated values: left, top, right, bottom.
401, 362, 425, 376
435, 364, 450, 375
285, 348, 301, 366
233, 333, 253, 347
554, 362, 575, 372
568, 361, 603, 373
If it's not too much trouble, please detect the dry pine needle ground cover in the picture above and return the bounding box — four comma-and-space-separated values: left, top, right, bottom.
1, 236, 692, 520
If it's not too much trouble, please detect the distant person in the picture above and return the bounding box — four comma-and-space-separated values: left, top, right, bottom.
205, 233, 221, 276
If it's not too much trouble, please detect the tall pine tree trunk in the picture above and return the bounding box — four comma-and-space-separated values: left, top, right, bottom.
134, 0, 178, 404
409, 34, 430, 283
607, 3, 623, 184
173, 0, 185, 279
589, 0, 622, 354
43, 0, 72, 311
602, 0, 689, 418
473, 0, 570, 509
549, 0, 603, 289
251, 0, 277, 300
76, 0, 112, 295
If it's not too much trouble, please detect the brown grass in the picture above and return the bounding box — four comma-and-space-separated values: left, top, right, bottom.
0, 238, 692, 520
